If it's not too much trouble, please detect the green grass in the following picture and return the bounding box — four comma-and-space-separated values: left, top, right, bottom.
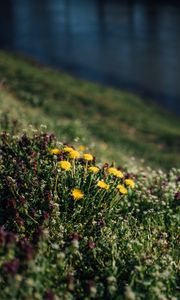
0, 51, 179, 170
0, 51, 179, 299
0, 131, 179, 299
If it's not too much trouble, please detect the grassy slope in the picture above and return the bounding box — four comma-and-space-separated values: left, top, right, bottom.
0, 51, 179, 169
0, 89, 130, 166
0, 52, 179, 299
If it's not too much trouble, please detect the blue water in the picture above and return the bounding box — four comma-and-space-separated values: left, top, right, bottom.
0, 0, 180, 113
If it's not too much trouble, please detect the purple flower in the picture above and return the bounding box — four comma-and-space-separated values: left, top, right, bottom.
97, 218, 105, 227
45, 289, 55, 300
0, 227, 6, 245
5, 232, 16, 244
88, 241, 96, 249
19, 196, 26, 205
3, 258, 20, 275
7, 198, 16, 208
70, 232, 81, 241
43, 211, 50, 220
18, 238, 34, 261
16, 216, 24, 227
174, 192, 180, 201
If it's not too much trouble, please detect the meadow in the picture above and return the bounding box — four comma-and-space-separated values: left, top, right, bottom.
0, 51, 180, 169
0, 51, 179, 300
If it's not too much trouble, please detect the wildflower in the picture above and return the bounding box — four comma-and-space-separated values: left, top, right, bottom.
63, 146, 74, 153
124, 286, 136, 300
45, 289, 55, 300
26, 278, 34, 287
107, 167, 123, 178
49, 148, 61, 155
69, 150, 80, 159
97, 181, 109, 190
115, 170, 124, 178
71, 239, 79, 249
124, 179, 135, 189
117, 184, 128, 194
18, 238, 34, 261
83, 153, 93, 161
58, 160, 71, 171
88, 240, 96, 249
78, 145, 86, 151
174, 192, 180, 200
15, 275, 23, 282
70, 232, 81, 241
107, 276, 116, 284
71, 188, 84, 200
88, 166, 99, 174
3, 258, 20, 274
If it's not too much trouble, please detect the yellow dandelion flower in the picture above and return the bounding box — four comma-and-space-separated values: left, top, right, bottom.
117, 184, 128, 194
107, 167, 124, 178
63, 146, 74, 153
88, 166, 99, 174
124, 179, 135, 189
115, 170, 124, 178
71, 188, 84, 200
78, 145, 86, 151
97, 180, 109, 190
58, 160, 71, 171
83, 153, 93, 161
49, 148, 61, 155
107, 167, 117, 175
68, 150, 80, 159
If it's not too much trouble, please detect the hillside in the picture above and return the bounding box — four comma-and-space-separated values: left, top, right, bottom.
0, 51, 180, 170
0, 51, 179, 300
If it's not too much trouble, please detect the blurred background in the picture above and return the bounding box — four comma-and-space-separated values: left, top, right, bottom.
0, 0, 180, 114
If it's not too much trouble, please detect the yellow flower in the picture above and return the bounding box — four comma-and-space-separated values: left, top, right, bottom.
117, 184, 128, 194
63, 146, 74, 153
115, 170, 124, 178
58, 160, 71, 171
78, 145, 86, 151
68, 150, 80, 159
124, 179, 135, 189
71, 188, 84, 200
83, 153, 93, 161
88, 166, 99, 174
107, 167, 124, 178
49, 148, 61, 155
97, 180, 109, 190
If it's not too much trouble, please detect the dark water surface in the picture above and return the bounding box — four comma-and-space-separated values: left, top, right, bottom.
0, 0, 180, 113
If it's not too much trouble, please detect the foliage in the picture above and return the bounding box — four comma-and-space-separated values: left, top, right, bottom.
0, 129, 179, 300
0, 51, 180, 169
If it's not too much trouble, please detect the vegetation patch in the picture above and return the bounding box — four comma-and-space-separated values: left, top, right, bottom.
0, 129, 179, 299
0, 51, 179, 299
0, 51, 180, 169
